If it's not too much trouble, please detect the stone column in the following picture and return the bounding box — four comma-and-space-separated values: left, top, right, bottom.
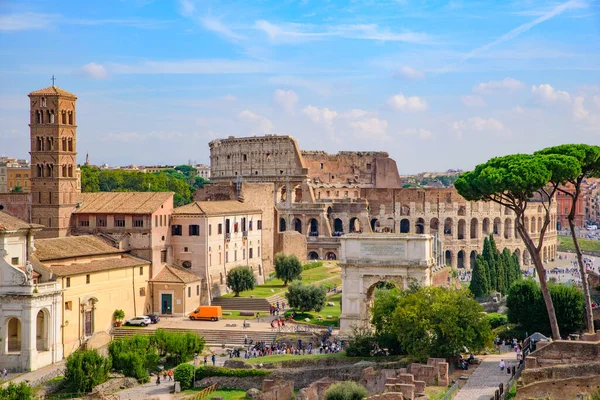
21, 304, 36, 371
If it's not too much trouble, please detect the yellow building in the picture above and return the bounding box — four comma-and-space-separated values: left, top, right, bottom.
32, 236, 151, 356
149, 264, 202, 317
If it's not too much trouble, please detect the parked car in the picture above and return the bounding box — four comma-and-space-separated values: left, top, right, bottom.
189, 306, 222, 321
146, 314, 160, 324
124, 316, 152, 327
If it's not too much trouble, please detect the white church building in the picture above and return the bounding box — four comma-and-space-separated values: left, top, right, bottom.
0, 211, 63, 372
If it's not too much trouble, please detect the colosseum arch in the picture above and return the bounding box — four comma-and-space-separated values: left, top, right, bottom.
457, 250, 465, 268
309, 218, 319, 236
530, 217, 536, 233
457, 219, 466, 239
325, 252, 337, 260
482, 218, 490, 235
504, 218, 513, 239
370, 218, 380, 232
445, 250, 453, 266
458, 206, 466, 216
400, 219, 410, 233
430, 218, 439, 233
349, 217, 361, 233
470, 250, 477, 269
415, 218, 425, 234
293, 185, 303, 203
308, 251, 319, 260
523, 250, 531, 266
293, 218, 302, 233
470, 218, 479, 239
524, 217, 529, 233
334, 218, 344, 233
493, 218, 501, 235
444, 218, 453, 236
385, 217, 395, 232
278, 185, 287, 203
279, 218, 287, 232
543, 247, 548, 263
514, 248, 521, 266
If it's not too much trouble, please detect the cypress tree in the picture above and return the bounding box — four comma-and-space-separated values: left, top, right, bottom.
482, 237, 494, 290
502, 248, 513, 290
512, 250, 522, 282
496, 257, 506, 295
470, 255, 489, 298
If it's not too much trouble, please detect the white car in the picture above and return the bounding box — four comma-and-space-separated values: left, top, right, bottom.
124, 316, 152, 327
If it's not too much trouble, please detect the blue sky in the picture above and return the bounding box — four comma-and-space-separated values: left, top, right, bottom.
0, 0, 599, 173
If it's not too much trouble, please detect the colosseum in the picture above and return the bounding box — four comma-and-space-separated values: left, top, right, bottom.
207, 135, 557, 270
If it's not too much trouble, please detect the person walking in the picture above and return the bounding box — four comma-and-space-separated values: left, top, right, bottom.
204, 356, 208, 366
168, 369, 173, 381
156, 373, 161, 385
211, 354, 216, 366
499, 359, 505, 371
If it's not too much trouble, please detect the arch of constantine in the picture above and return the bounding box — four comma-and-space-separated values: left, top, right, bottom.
338, 234, 439, 334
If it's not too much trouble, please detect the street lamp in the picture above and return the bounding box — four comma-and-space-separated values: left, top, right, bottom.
194, 353, 198, 389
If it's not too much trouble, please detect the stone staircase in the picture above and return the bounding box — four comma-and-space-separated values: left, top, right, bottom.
112, 327, 277, 347
211, 297, 271, 311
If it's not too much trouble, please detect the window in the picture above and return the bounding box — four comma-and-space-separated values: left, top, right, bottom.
66, 277, 71, 288
155, 215, 158, 227
242, 217, 246, 232
139, 288, 146, 296
218, 224, 223, 234
184, 247, 189, 252
172, 225, 182, 236
96, 216, 107, 227
189, 225, 200, 236
335, 191, 339, 197
114, 216, 125, 227
188, 287, 191, 297
243, 248, 246, 260
79, 216, 90, 227
139, 267, 144, 276
366, 163, 372, 170
133, 216, 144, 228
249, 248, 253, 259
65, 301, 72, 311
257, 220, 262, 230
182, 261, 192, 268
209, 225, 212, 236
161, 250, 167, 263
234, 250, 237, 261
249, 220, 253, 231
196, 285, 199, 296
243, 154, 247, 161
225, 252, 229, 263
320, 163, 324, 169
344, 191, 348, 198
11, 257, 19, 265
86, 274, 90, 284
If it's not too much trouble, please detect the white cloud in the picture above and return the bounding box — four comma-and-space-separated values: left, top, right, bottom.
594, 95, 600, 109
221, 94, 237, 102
388, 93, 428, 112
393, 66, 425, 80
400, 128, 433, 140
254, 20, 432, 44
452, 117, 510, 139
109, 59, 278, 74
531, 84, 571, 103
473, 77, 523, 93
342, 109, 370, 119
268, 76, 332, 96
0, 12, 55, 31
79, 62, 109, 79
238, 110, 273, 134
273, 89, 298, 113
572, 96, 590, 120
350, 118, 389, 139
302, 105, 338, 127
200, 16, 245, 40
178, 0, 195, 16
462, 95, 486, 108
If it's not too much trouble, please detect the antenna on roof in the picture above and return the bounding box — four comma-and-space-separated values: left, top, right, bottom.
51, 75, 56, 86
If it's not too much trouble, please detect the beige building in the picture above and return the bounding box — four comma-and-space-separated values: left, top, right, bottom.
170, 200, 264, 300
149, 264, 202, 316
195, 164, 211, 180
31, 235, 151, 356
0, 158, 31, 193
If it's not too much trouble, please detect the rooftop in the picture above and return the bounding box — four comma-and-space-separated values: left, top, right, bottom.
41, 254, 149, 277
173, 200, 261, 216
0, 211, 41, 232
74, 192, 174, 214
34, 235, 123, 261
28, 85, 77, 98
151, 264, 201, 283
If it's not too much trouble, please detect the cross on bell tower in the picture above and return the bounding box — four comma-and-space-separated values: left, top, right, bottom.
51, 75, 56, 86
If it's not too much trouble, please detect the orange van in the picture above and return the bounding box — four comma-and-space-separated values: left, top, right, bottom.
189, 306, 222, 321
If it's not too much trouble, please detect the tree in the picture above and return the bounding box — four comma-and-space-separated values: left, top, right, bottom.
482, 237, 497, 291
274, 253, 302, 286
174, 363, 195, 390
0, 382, 34, 400
511, 250, 522, 284
285, 282, 327, 312
390, 287, 492, 361
226, 266, 256, 296
456, 153, 581, 340
324, 382, 369, 400
470, 255, 490, 298
64, 349, 111, 393
507, 280, 541, 333
371, 287, 403, 334
536, 144, 600, 333
9, 186, 23, 193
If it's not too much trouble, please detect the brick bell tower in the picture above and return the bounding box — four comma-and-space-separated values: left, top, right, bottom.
28, 83, 79, 238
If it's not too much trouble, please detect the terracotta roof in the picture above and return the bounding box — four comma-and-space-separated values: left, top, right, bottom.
28, 86, 77, 98
0, 211, 40, 231
43, 254, 149, 277
34, 236, 123, 261
18, 266, 41, 279
173, 201, 261, 216
151, 264, 201, 283
74, 192, 174, 214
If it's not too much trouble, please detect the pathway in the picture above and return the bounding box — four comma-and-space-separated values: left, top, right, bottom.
114, 379, 174, 400
454, 353, 517, 400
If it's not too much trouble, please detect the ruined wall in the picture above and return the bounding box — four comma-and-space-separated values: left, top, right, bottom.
0, 193, 32, 223
520, 362, 600, 386
432, 267, 451, 287
525, 339, 600, 369
277, 231, 307, 263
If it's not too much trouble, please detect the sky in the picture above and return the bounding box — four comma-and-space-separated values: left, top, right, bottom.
0, 0, 599, 174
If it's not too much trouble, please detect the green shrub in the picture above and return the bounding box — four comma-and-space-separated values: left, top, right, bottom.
64, 349, 111, 393
0, 382, 35, 400
303, 261, 324, 271
285, 282, 327, 312
195, 366, 270, 380
346, 327, 377, 357
324, 381, 369, 400
174, 363, 195, 390
487, 313, 508, 329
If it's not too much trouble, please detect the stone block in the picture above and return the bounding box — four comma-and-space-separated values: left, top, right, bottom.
398, 384, 414, 400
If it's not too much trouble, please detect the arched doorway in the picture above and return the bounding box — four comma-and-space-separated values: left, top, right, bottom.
445, 250, 453, 266
309, 218, 319, 236
325, 252, 337, 260
293, 218, 302, 233
279, 217, 286, 232
334, 218, 344, 233
523, 250, 531, 266
279, 185, 287, 203
349, 217, 361, 233
504, 218, 512, 239
444, 218, 453, 235
457, 219, 466, 239
293, 185, 303, 203
7, 317, 22, 352
430, 218, 439, 233
308, 251, 319, 260
493, 218, 501, 235
400, 219, 410, 233
470, 250, 477, 269
470, 218, 478, 239
457, 250, 465, 268
370, 218, 380, 232
36, 309, 49, 351
483, 218, 490, 235
415, 218, 425, 234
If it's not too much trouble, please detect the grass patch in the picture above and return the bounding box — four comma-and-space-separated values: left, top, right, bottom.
181, 389, 247, 400
424, 386, 450, 400
242, 352, 406, 365
558, 236, 600, 254
221, 310, 265, 320
286, 293, 341, 326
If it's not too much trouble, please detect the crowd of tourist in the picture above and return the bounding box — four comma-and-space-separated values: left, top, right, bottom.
233, 336, 343, 359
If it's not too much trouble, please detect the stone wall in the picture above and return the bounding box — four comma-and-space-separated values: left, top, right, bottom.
296, 377, 336, 400
260, 378, 294, 400
525, 339, 600, 369
0, 193, 32, 223
277, 231, 307, 263
431, 267, 451, 287
520, 361, 600, 386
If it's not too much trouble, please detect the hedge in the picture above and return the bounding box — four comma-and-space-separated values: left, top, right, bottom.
195, 366, 271, 380
0, 382, 35, 400
175, 363, 195, 390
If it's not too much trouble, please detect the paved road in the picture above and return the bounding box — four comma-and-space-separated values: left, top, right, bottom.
454, 353, 517, 400
114, 379, 174, 400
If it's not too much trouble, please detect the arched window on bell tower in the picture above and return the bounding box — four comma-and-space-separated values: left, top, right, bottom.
49, 110, 55, 124
68, 111, 73, 125
62, 138, 67, 151
68, 138, 73, 152
62, 165, 67, 177
37, 111, 42, 124
62, 111, 66, 124
37, 165, 43, 178
41, 97, 47, 107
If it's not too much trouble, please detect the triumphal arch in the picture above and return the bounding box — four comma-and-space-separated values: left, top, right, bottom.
338, 233, 438, 334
